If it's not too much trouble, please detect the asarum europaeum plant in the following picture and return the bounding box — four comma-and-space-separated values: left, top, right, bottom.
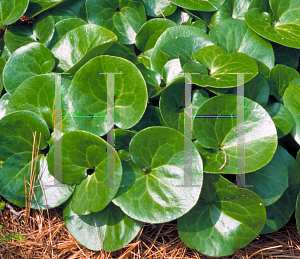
0, 0, 300, 257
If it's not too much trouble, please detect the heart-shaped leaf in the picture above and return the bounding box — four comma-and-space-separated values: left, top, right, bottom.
135, 18, 176, 52
0, 0, 29, 26
3, 42, 55, 94
113, 126, 203, 223
32, 11, 55, 47
63, 198, 142, 252
177, 173, 266, 257
190, 45, 258, 88
265, 102, 294, 138
209, 19, 274, 70
25, 0, 68, 18
51, 0, 87, 22
0, 152, 75, 209
283, 84, 300, 145
245, 1, 300, 49
51, 24, 117, 75
0, 111, 50, 162
47, 130, 123, 215
151, 25, 216, 75
193, 94, 277, 173
68, 55, 148, 136
170, 0, 226, 12
86, 0, 146, 45
245, 145, 289, 206
261, 145, 300, 234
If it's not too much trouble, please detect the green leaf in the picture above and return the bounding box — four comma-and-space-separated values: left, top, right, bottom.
191, 20, 207, 32
177, 173, 266, 257
3, 42, 55, 94
113, 126, 203, 223
3, 24, 37, 54
47, 130, 123, 215
245, 2, 300, 49
0, 0, 29, 26
211, 0, 269, 26
245, 145, 289, 206
137, 48, 153, 69
63, 198, 142, 252
5, 74, 54, 129
104, 42, 138, 64
267, 65, 300, 102
136, 0, 176, 16
261, 145, 300, 234
86, 0, 146, 45
166, 7, 193, 25
0, 57, 5, 93
162, 59, 184, 87
0, 111, 50, 161
265, 102, 294, 138
51, 24, 117, 75
273, 43, 299, 70
136, 18, 176, 52
25, 0, 68, 17
68, 55, 148, 136
193, 95, 277, 173
283, 84, 300, 145
151, 25, 216, 75
32, 11, 55, 47
170, 0, 226, 12
0, 152, 74, 209
209, 19, 274, 70
0, 93, 10, 120
115, 129, 136, 152
51, 0, 87, 22
190, 45, 258, 88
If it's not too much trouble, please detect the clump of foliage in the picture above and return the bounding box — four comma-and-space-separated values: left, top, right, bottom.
0, 0, 300, 257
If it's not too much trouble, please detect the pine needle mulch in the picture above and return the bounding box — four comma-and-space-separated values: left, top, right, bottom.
1, 201, 300, 259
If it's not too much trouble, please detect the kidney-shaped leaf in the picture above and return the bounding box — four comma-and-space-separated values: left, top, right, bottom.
68, 55, 148, 136
193, 95, 277, 173
0, 111, 50, 162
113, 126, 203, 223
177, 173, 266, 257
0, 0, 29, 26
47, 130, 123, 215
51, 24, 117, 75
170, 0, 226, 12
245, 1, 300, 49
63, 198, 142, 252
3, 42, 55, 94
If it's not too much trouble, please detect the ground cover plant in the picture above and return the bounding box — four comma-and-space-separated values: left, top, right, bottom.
0, 0, 300, 257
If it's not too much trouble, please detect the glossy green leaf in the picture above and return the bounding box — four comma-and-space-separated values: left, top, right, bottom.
51, 0, 87, 22
0, 111, 50, 161
115, 129, 136, 152
209, 19, 274, 70
193, 95, 277, 173
113, 126, 203, 223
151, 25, 216, 75
211, 0, 269, 26
190, 45, 258, 88
178, 174, 266, 257
3, 42, 55, 94
47, 130, 123, 215
245, 146, 289, 206
51, 24, 117, 75
0, 57, 5, 93
0, 0, 29, 26
232, 74, 269, 106
0, 93, 9, 120
3, 24, 37, 54
0, 152, 74, 209
137, 0, 176, 16
68, 55, 147, 136
118, 149, 132, 161
245, 2, 300, 49
162, 59, 184, 87
136, 18, 176, 52
265, 102, 294, 138
5, 74, 54, 129
261, 145, 300, 234
25, 0, 68, 17
283, 84, 300, 145
137, 48, 153, 69
170, 0, 226, 12
63, 198, 142, 252
32, 11, 55, 47
104, 42, 138, 64
191, 20, 207, 32
267, 65, 300, 102
86, 0, 146, 45
273, 43, 299, 70
166, 7, 193, 25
